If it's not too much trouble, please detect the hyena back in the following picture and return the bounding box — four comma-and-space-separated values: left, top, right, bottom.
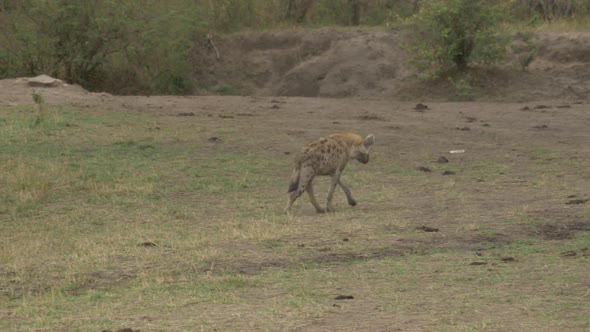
285, 132, 375, 214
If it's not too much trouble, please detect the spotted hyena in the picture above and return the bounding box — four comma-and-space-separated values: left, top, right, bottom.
285, 131, 375, 214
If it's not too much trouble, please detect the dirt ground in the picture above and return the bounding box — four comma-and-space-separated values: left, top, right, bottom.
1, 28, 590, 331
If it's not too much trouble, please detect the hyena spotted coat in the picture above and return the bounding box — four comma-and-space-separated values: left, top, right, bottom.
285, 132, 375, 214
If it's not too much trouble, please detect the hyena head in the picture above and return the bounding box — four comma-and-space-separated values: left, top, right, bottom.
351, 134, 375, 164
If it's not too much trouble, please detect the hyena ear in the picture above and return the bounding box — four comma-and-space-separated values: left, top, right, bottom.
363, 134, 375, 149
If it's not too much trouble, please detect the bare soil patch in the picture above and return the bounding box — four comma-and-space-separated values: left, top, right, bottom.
536, 221, 590, 240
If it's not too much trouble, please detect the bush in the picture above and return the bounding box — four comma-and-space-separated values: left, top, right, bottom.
407, 0, 510, 79
0, 1, 134, 86
0, 0, 201, 95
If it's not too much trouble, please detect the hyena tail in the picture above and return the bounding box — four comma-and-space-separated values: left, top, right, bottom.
287, 168, 300, 193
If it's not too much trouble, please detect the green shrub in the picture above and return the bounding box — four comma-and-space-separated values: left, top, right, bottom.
207, 0, 267, 32
448, 75, 474, 100
0, 1, 201, 95
407, 0, 510, 79
153, 71, 194, 96
0, 1, 137, 87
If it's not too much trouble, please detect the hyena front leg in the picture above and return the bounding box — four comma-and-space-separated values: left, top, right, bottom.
338, 179, 357, 206
306, 182, 325, 213
326, 171, 342, 212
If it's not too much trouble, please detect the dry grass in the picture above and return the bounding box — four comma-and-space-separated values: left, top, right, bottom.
531, 17, 590, 32
1, 98, 589, 331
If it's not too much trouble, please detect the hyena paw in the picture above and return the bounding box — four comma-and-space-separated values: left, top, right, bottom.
315, 208, 326, 214
348, 199, 357, 206
326, 206, 336, 213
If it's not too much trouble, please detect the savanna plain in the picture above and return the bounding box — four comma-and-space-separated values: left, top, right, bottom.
1, 84, 589, 331
3, 0, 590, 330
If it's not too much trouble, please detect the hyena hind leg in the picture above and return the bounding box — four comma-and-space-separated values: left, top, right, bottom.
285, 175, 312, 214
285, 189, 304, 214
306, 182, 325, 213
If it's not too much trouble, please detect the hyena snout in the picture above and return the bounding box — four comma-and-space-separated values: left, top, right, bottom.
358, 154, 369, 164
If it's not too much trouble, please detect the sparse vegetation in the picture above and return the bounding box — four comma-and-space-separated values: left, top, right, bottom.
1, 96, 590, 330
448, 75, 475, 100
512, 32, 540, 71
31, 90, 44, 125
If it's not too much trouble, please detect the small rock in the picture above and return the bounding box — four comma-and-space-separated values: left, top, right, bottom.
442, 171, 455, 176
566, 199, 589, 205
561, 250, 577, 257
470, 262, 487, 266
416, 226, 439, 232
27, 74, 63, 87
437, 156, 449, 163
416, 166, 431, 172
334, 295, 354, 300
208, 137, 222, 143
414, 103, 429, 111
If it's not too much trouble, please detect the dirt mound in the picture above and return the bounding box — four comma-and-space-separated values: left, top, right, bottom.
0, 77, 110, 106
193, 28, 412, 98
193, 28, 590, 101
524, 32, 590, 99
534, 32, 590, 64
